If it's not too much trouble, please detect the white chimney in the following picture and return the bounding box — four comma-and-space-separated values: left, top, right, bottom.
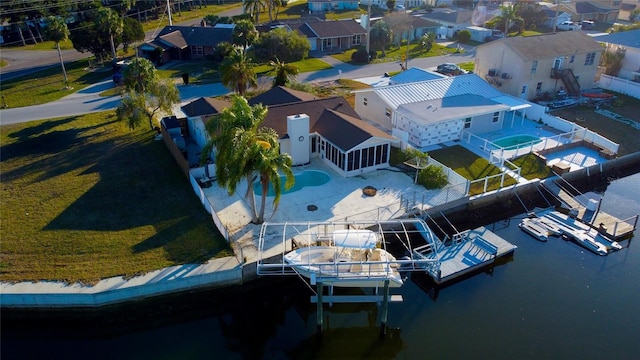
287, 114, 310, 166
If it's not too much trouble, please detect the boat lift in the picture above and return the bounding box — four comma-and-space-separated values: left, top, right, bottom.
256, 219, 442, 335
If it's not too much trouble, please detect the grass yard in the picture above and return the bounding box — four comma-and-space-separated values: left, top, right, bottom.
0, 112, 232, 284
331, 43, 458, 65
428, 145, 517, 196
0, 59, 112, 108
551, 96, 640, 156
508, 153, 553, 180
255, 58, 333, 75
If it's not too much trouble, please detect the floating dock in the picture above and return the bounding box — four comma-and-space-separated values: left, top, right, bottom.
414, 226, 517, 285
541, 180, 637, 240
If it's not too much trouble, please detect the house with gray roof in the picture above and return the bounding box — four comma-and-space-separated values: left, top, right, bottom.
301, 19, 367, 52
419, 9, 474, 38
182, 88, 397, 176
549, 1, 621, 24
262, 96, 397, 175
138, 25, 234, 63
354, 74, 535, 149
475, 31, 603, 100
592, 29, 640, 94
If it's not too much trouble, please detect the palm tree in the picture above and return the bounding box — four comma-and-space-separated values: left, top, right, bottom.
43, 16, 70, 88
498, 3, 522, 35
254, 127, 293, 222
243, 0, 264, 25
232, 19, 259, 51
207, 96, 293, 224
96, 7, 123, 60
123, 58, 157, 93
370, 20, 392, 57
220, 50, 257, 96
269, 57, 299, 88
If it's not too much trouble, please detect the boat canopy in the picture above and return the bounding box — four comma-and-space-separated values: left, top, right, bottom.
332, 229, 378, 249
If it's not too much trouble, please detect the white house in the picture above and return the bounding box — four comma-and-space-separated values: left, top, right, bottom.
354, 74, 538, 149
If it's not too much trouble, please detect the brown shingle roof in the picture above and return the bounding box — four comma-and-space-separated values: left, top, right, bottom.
305, 19, 366, 38
261, 97, 394, 151
181, 97, 230, 117
153, 26, 233, 48
248, 86, 318, 107
315, 109, 396, 151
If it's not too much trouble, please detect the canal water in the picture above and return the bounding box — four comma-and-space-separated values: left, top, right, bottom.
3, 173, 640, 360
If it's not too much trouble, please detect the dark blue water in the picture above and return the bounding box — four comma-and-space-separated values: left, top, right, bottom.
3, 173, 639, 360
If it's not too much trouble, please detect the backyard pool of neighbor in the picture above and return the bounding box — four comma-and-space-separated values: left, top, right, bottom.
493, 134, 542, 150
253, 170, 330, 196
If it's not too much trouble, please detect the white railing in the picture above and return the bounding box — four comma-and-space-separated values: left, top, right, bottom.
188, 171, 230, 242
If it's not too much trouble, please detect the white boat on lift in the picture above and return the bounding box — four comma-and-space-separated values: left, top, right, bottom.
519, 218, 549, 242
283, 229, 404, 288
563, 229, 608, 256
535, 217, 563, 237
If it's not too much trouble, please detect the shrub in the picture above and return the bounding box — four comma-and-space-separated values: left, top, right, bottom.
456, 29, 471, 44
417, 165, 448, 189
369, 50, 378, 60
351, 49, 369, 63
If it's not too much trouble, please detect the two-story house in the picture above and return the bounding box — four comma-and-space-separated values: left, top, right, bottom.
475, 31, 604, 101
551, 0, 622, 24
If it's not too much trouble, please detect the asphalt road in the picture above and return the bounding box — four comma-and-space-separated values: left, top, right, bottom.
0, 4, 244, 82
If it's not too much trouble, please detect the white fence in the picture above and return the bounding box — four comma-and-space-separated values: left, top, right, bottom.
542, 114, 620, 154
597, 74, 640, 100
188, 168, 230, 243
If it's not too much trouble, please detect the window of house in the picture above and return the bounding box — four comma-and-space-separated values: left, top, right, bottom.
323, 38, 332, 49
585, 52, 595, 66
492, 112, 499, 123
570, 55, 575, 63
191, 46, 204, 55
464, 117, 471, 129
536, 82, 542, 92
363, 97, 368, 106
352, 34, 362, 46
385, 108, 391, 117
613, 0, 620, 6
530, 60, 538, 75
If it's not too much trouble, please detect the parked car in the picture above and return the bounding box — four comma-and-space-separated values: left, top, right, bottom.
580, 20, 594, 30
557, 21, 582, 31
436, 63, 465, 76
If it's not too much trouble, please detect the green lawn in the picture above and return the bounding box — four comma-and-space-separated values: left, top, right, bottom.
0, 112, 232, 284
331, 43, 458, 65
508, 153, 553, 180
0, 59, 112, 108
255, 58, 333, 75
428, 145, 517, 195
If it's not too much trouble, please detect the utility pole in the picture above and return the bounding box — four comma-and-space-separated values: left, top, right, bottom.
167, 0, 173, 26
366, 0, 372, 62
553, 0, 559, 34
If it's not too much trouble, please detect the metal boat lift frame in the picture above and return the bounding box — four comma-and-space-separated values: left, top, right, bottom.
256, 219, 442, 335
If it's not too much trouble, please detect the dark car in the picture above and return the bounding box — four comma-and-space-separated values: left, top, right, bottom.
436, 63, 465, 76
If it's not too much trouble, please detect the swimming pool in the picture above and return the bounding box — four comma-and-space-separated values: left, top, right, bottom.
493, 134, 542, 150
253, 170, 330, 197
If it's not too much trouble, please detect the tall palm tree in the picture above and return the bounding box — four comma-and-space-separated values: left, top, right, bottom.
370, 20, 392, 57
96, 7, 123, 60
232, 19, 259, 51
220, 50, 257, 96
243, 0, 264, 25
207, 96, 293, 224
254, 127, 293, 222
498, 3, 522, 35
43, 16, 70, 88
269, 57, 299, 88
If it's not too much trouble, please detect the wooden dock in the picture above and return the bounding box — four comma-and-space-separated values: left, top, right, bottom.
428, 227, 517, 285
541, 181, 637, 240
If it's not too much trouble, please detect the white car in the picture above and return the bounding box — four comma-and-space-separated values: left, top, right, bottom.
557, 21, 581, 31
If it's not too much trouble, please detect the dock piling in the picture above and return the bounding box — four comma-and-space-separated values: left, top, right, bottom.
380, 280, 390, 338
